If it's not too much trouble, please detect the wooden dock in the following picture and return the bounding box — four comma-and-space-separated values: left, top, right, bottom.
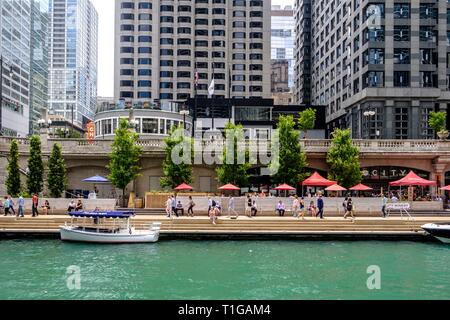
0, 215, 449, 240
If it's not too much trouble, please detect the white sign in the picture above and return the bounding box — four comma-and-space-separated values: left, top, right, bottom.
386, 203, 410, 211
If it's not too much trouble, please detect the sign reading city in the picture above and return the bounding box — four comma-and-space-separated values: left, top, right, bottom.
87, 122, 95, 142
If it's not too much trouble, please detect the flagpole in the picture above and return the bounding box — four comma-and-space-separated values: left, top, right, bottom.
194, 66, 198, 137
211, 64, 215, 130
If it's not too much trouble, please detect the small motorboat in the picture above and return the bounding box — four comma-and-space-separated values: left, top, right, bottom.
421, 223, 450, 243
60, 211, 161, 244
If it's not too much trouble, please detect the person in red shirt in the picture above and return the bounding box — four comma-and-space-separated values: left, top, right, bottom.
32, 194, 39, 217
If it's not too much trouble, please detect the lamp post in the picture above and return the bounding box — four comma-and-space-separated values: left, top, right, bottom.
363, 109, 377, 139
180, 109, 190, 131
0, 55, 14, 136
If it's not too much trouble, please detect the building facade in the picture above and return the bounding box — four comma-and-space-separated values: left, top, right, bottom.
48, 0, 98, 129
30, 0, 50, 135
271, 5, 295, 92
295, 0, 450, 139
0, 0, 33, 137
114, 0, 271, 111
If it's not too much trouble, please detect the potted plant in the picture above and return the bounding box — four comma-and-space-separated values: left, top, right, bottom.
429, 111, 448, 140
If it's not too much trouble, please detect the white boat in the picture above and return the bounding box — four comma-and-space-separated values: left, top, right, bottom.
60, 211, 161, 244
421, 223, 450, 243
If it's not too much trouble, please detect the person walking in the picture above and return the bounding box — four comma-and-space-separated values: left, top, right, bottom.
3, 196, 10, 216
187, 196, 195, 217
8, 196, 16, 216
299, 197, 306, 219
381, 194, 388, 218
31, 193, 39, 217
171, 195, 178, 217
342, 197, 348, 216
292, 196, 300, 218
245, 195, 252, 217
18, 196, 25, 217
344, 198, 355, 220
316, 193, 324, 219
165, 196, 172, 218
228, 196, 237, 218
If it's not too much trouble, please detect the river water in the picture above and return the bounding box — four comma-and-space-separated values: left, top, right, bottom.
0, 240, 449, 300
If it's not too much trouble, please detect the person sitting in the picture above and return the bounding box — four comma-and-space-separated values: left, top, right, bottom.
67, 200, 76, 212
251, 200, 258, 217
176, 201, 184, 216
41, 200, 51, 215
276, 201, 286, 217
75, 200, 83, 212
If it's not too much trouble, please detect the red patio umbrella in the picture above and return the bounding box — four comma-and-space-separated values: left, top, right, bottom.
441, 185, 450, 191
174, 183, 193, 191
275, 184, 296, 191
219, 184, 241, 191
350, 183, 373, 191
325, 184, 347, 191
389, 171, 436, 187
302, 172, 336, 187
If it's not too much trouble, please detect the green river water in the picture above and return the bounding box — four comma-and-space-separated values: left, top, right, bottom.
0, 239, 449, 300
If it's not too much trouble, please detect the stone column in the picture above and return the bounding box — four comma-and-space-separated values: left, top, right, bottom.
432, 163, 447, 196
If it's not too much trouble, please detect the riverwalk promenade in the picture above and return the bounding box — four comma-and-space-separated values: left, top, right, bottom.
1, 215, 449, 240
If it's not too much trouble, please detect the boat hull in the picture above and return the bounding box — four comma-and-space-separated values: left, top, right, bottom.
421, 223, 450, 243
60, 226, 159, 244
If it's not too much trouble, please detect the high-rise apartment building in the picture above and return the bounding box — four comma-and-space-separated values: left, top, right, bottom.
0, 0, 32, 137
114, 0, 271, 111
48, 0, 98, 128
295, 0, 450, 139
271, 5, 295, 91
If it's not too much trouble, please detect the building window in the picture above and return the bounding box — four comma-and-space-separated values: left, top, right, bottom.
394, 107, 409, 139
393, 71, 409, 87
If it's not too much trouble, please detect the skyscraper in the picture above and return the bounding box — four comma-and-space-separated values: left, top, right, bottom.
114, 0, 271, 111
0, 0, 32, 137
271, 5, 295, 91
295, 0, 450, 139
30, 0, 50, 135
48, 0, 98, 128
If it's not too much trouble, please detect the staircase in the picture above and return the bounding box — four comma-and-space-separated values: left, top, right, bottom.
0, 215, 448, 240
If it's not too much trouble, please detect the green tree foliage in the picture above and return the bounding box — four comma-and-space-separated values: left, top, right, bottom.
298, 108, 317, 138
27, 135, 44, 195
47, 143, 67, 198
326, 129, 362, 188
6, 139, 21, 196
107, 119, 143, 207
428, 111, 447, 133
216, 123, 250, 187
160, 125, 193, 189
270, 115, 308, 186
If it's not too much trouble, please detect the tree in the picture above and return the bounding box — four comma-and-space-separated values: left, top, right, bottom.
298, 108, 317, 139
27, 135, 44, 195
107, 119, 142, 207
6, 139, 21, 197
160, 125, 193, 189
326, 129, 362, 188
270, 115, 308, 186
216, 123, 250, 187
47, 143, 67, 198
429, 111, 447, 136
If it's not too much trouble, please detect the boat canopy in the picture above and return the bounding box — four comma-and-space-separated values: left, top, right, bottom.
68, 211, 135, 219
